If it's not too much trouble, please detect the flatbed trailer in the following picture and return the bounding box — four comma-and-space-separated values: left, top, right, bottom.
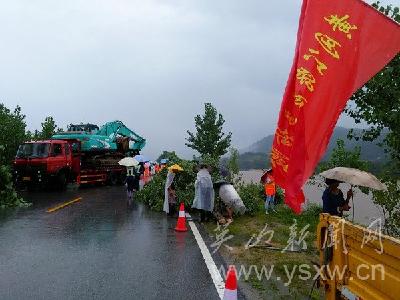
317, 214, 400, 300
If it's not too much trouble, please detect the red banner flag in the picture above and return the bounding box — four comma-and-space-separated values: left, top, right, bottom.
271, 0, 400, 214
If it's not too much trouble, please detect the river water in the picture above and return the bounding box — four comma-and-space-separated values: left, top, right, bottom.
240, 170, 383, 226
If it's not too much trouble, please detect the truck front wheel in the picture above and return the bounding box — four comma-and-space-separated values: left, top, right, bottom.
107, 172, 118, 186
57, 171, 67, 190
118, 172, 126, 185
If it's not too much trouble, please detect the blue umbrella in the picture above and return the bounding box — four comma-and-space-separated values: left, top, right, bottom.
160, 159, 168, 164
134, 155, 150, 163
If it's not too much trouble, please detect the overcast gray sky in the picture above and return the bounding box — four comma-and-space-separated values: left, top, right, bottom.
1, 0, 398, 158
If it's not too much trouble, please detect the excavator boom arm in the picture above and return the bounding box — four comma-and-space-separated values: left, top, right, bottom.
98, 121, 146, 151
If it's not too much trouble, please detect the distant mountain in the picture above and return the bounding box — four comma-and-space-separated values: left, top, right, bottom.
241, 135, 275, 154
236, 127, 388, 170
322, 127, 387, 162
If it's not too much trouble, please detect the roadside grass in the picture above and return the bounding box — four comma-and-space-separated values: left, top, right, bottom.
204, 203, 324, 299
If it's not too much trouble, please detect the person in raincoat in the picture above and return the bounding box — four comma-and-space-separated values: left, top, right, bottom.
217, 182, 246, 222
192, 165, 215, 222
163, 170, 176, 215
166, 182, 177, 216
163, 164, 183, 216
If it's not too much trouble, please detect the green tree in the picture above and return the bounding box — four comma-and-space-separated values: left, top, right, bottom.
372, 179, 400, 237
157, 151, 180, 163
186, 103, 232, 160
0, 104, 27, 165
0, 145, 30, 209
137, 153, 198, 211
0, 104, 30, 208
226, 147, 242, 186
39, 116, 58, 140
25, 130, 33, 141
319, 139, 369, 172
345, 2, 400, 162
32, 130, 41, 141
227, 147, 240, 176
344, 2, 400, 235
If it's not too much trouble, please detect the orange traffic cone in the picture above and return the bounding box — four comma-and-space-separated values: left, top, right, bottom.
175, 203, 188, 232
223, 265, 238, 300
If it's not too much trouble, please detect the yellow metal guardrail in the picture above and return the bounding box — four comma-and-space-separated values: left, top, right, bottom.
317, 214, 400, 300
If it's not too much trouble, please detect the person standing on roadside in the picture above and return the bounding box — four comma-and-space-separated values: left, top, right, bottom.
143, 163, 150, 184
126, 167, 140, 207
263, 169, 276, 214
192, 164, 215, 222
126, 173, 135, 200
167, 182, 177, 216
163, 170, 175, 215
138, 162, 145, 177
163, 164, 183, 215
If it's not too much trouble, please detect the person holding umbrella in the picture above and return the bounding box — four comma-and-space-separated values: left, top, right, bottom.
118, 157, 140, 207
322, 178, 353, 217
125, 167, 140, 206
319, 167, 386, 221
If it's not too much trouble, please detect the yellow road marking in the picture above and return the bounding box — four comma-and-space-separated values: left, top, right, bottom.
46, 197, 82, 213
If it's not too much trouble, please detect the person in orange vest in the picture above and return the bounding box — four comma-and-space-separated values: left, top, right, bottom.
263, 169, 276, 214
143, 163, 150, 184
155, 163, 160, 173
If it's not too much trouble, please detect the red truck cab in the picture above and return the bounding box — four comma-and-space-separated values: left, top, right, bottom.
13, 140, 80, 189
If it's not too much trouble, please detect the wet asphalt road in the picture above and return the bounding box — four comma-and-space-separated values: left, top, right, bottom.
0, 186, 221, 300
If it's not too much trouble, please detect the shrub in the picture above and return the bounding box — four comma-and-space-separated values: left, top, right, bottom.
302, 203, 323, 218
137, 151, 288, 218
237, 182, 286, 216
0, 146, 30, 209
137, 170, 166, 211
136, 158, 198, 211
275, 186, 284, 204
372, 178, 400, 237
237, 183, 264, 216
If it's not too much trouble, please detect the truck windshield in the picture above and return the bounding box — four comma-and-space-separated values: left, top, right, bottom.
16, 143, 50, 158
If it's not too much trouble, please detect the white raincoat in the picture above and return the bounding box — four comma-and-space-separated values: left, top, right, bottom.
219, 184, 246, 214
163, 171, 175, 214
192, 169, 214, 212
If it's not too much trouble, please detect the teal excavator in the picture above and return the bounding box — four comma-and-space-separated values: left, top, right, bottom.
52, 120, 146, 155
13, 121, 146, 189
